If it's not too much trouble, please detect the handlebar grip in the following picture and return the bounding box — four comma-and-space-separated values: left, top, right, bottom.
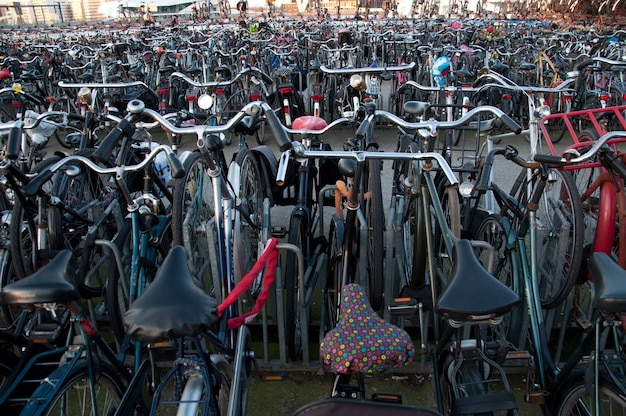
500, 114, 522, 135
93, 118, 135, 163
264, 107, 292, 152
67, 112, 86, 121
533, 153, 566, 166
475, 160, 492, 194
165, 150, 185, 179
24, 169, 54, 197
6, 124, 22, 160
355, 118, 371, 140
600, 150, 626, 181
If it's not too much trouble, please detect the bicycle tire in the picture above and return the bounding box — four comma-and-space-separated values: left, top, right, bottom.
231, 148, 265, 296
474, 214, 524, 346
555, 372, 626, 416
439, 353, 491, 416
106, 217, 173, 347
323, 214, 345, 334
176, 360, 233, 416
230, 325, 252, 416
47, 148, 120, 297
432, 184, 462, 282
21, 361, 124, 416
534, 168, 584, 309
284, 213, 308, 361
171, 152, 221, 300
365, 158, 385, 312
508, 167, 584, 309
8, 156, 64, 280
571, 129, 604, 263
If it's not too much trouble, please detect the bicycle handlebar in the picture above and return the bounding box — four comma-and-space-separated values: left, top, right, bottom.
23, 143, 183, 198
533, 131, 626, 166
319, 62, 415, 75
170, 66, 273, 88
57, 80, 152, 90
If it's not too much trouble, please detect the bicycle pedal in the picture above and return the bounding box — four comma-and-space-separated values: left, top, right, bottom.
371, 393, 402, 404
271, 226, 287, 238
30, 322, 62, 343
388, 297, 418, 316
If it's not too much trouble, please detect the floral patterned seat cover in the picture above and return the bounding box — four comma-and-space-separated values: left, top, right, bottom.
320, 283, 415, 374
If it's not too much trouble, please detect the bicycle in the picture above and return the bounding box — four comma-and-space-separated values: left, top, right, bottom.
21, 103, 186, 351
277, 114, 351, 362
469, 134, 626, 414
115, 238, 281, 416
0, 249, 135, 415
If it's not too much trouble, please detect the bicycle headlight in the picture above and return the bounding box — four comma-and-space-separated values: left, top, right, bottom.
535, 105, 551, 119
458, 181, 474, 198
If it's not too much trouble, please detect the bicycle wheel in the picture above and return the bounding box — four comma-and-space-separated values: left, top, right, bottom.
21, 361, 124, 416
474, 214, 524, 346
439, 353, 490, 416
9, 156, 64, 279
322, 214, 345, 334
106, 217, 173, 347
177, 359, 233, 416
230, 148, 265, 296
230, 325, 252, 416
509, 166, 584, 309
284, 213, 308, 361
172, 152, 220, 299
534, 168, 584, 309
555, 373, 626, 416
434, 184, 462, 261
570, 129, 604, 268
47, 149, 121, 297
365, 158, 385, 312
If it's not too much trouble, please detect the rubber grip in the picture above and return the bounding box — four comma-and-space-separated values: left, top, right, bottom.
6, 125, 21, 160
500, 114, 522, 135
67, 112, 86, 121
533, 153, 566, 166
264, 108, 292, 152
93, 119, 135, 163
602, 152, 626, 181
24, 169, 54, 197
355, 119, 371, 140
475, 160, 493, 193
165, 150, 185, 179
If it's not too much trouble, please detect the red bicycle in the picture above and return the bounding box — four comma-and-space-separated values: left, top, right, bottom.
541, 106, 626, 272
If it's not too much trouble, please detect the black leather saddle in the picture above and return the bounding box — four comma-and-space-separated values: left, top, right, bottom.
436, 239, 520, 323
589, 252, 626, 313
123, 245, 219, 344
1, 250, 79, 305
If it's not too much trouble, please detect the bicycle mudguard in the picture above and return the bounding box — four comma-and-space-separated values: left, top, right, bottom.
291, 398, 441, 416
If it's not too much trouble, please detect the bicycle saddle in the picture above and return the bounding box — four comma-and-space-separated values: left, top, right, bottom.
123, 245, 219, 344
403, 101, 430, 117
1, 250, 79, 305
589, 252, 626, 313
320, 284, 414, 374
292, 115, 327, 131
436, 239, 520, 323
